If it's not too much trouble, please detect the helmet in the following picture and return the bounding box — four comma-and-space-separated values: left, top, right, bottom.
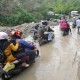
10, 29, 22, 38
42, 21, 48, 26
0, 32, 8, 40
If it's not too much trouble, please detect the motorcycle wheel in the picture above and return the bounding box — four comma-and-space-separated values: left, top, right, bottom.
72, 25, 76, 28
72, 24, 76, 28
52, 34, 55, 39
1, 74, 10, 80
39, 41, 43, 46
36, 50, 39, 57
63, 31, 68, 36
38, 38, 43, 46
33, 34, 38, 40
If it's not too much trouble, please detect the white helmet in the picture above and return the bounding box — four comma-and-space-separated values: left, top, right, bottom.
0, 32, 8, 40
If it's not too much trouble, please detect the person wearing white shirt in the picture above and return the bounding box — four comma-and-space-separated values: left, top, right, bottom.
76, 17, 80, 33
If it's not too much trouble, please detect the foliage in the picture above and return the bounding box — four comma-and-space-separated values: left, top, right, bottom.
0, 0, 80, 26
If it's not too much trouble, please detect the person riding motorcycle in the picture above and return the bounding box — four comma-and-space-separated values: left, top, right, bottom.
39, 21, 54, 41
60, 19, 68, 31
60, 19, 71, 35
37, 21, 48, 39
0, 32, 29, 67
10, 29, 38, 62
46, 26, 54, 40
72, 17, 76, 28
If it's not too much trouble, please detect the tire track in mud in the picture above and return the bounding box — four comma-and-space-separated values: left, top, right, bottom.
55, 30, 80, 67
71, 35, 80, 65
70, 33, 80, 80
54, 24, 80, 63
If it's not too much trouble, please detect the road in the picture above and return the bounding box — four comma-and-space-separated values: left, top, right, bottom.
12, 24, 80, 80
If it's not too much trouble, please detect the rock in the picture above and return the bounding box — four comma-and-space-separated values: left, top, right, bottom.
0, 23, 36, 38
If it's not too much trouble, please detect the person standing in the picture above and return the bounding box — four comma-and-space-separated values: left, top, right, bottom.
76, 17, 80, 33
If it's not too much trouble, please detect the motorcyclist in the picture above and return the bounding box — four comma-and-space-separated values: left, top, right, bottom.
39, 21, 54, 41
60, 19, 68, 30
60, 19, 71, 35
37, 21, 48, 39
72, 17, 76, 28
43, 25, 54, 40
0, 31, 29, 67
10, 29, 38, 62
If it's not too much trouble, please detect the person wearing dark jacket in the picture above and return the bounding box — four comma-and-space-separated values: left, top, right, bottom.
65, 21, 71, 34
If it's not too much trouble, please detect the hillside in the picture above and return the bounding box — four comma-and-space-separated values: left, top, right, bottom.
0, 0, 41, 15
0, 0, 80, 15
0, 0, 80, 26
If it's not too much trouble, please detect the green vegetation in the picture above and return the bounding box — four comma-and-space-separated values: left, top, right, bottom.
0, 0, 80, 26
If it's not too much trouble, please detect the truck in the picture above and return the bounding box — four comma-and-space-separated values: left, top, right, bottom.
71, 11, 79, 17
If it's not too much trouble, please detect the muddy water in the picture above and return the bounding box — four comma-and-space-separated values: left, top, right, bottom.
12, 24, 80, 80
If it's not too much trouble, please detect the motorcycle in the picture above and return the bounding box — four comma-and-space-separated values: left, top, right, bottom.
30, 24, 39, 40
30, 28, 38, 40
0, 43, 39, 80
37, 31, 54, 46
61, 28, 69, 36
61, 28, 72, 36
72, 23, 76, 28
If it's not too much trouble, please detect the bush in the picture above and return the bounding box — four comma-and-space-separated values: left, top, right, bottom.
0, 12, 36, 26
31, 12, 43, 22
54, 14, 60, 19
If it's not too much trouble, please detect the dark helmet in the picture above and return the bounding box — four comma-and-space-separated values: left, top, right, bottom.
42, 21, 48, 26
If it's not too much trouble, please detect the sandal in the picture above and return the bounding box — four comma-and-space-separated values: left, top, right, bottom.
22, 63, 29, 67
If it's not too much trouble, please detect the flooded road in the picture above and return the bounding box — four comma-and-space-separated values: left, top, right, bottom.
12, 24, 80, 80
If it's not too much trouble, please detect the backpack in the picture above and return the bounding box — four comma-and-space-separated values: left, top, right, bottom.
0, 40, 8, 63
0, 39, 16, 63
0, 48, 6, 63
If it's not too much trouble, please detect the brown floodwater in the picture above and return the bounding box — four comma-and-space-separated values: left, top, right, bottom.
10, 24, 80, 80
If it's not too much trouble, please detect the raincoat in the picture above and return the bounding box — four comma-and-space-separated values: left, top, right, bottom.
60, 20, 68, 29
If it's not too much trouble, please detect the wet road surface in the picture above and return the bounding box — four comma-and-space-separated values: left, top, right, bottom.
12, 24, 80, 80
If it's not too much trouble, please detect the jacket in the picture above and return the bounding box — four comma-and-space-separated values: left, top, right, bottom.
3, 40, 19, 62
60, 20, 68, 29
